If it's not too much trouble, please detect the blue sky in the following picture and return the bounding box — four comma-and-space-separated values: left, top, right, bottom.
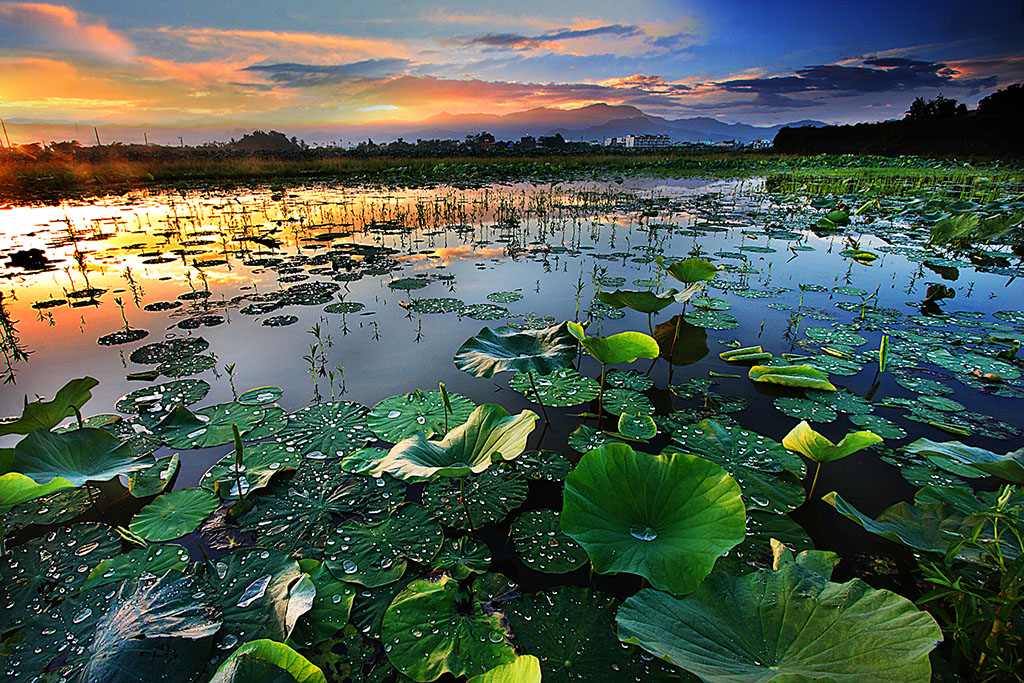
0, 0, 1020, 129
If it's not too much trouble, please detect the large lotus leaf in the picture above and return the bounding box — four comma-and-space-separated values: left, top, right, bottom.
504, 587, 683, 683
666, 420, 806, 513
602, 388, 654, 416
201, 442, 300, 498
508, 367, 599, 407
748, 364, 836, 391
567, 322, 659, 366
431, 536, 492, 579
7, 573, 221, 683
511, 509, 588, 574
157, 403, 265, 449
367, 389, 476, 442
657, 256, 718, 283
129, 337, 209, 365
905, 438, 1024, 484
324, 503, 443, 586
597, 289, 685, 313
128, 453, 179, 497
381, 575, 516, 682
210, 639, 327, 683
453, 323, 578, 378
421, 467, 528, 529
275, 401, 373, 458
373, 404, 537, 480
616, 553, 942, 682
782, 420, 883, 463
239, 462, 404, 558
652, 315, 709, 365
115, 379, 210, 417
129, 488, 220, 541
561, 443, 746, 594
823, 492, 990, 555
516, 450, 572, 482
0, 522, 120, 632
0, 471, 75, 508
11, 427, 151, 487
0, 377, 97, 436
82, 543, 190, 591
2, 485, 95, 531
466, 656, 542, 683
289, 559, 356, 648
209, 548, 308, 643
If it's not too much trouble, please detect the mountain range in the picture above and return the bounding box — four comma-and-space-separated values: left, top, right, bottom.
4, 103, 826, 147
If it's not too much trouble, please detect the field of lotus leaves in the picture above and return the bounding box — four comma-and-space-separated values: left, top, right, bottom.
1, 166, 1023, 681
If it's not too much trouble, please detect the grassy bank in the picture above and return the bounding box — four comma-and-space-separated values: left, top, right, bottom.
1, 148, 1021, 203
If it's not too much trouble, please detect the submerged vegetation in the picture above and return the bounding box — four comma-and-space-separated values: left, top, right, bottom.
1, 165, 1024, 681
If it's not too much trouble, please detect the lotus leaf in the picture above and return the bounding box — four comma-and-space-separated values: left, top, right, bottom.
158, 353, 216, 377
368, 389, 475, 442
511, 509, 587, 574
656, 255, 717, 283
666, 420, 806, 513
715, 510, 813, 575
82, 543, 189, 591
209, 548, 309, 643
566, 322, 659, 366
850, 413, 907, 439
454, 323, 577, 378
381, 575, 515, 681
129, 338, 208, 365
238, 386, 284, 405
0, 522, 120, 632
115, 379, 210, 416
289, 559, 356, 648
596, 288, 688, 314
783, 421, 883, 463
652, 316, 709, 365
0, 377, 97, 436
275, 401, 373, 458
324, 503, 443, 586
466, 656, 542, 683
774, 396, 836, 422
567, 424, 625, 453
618, 412, 657, 439
239, 463, 404, 557
616, 549, 942, 682
130, 488, 219, 541
157, 402, 265, 449
373, 404, 537, 480
504, 587, 681, 683
7, 573, 221, 683
201, 441, 301, 498
2, 485, 94, 529
11, 427, 151, 487
905, 438, 1024, 484
749, 364, 836, 391
128, 453, 179, 497
508, 367, 599, 407
421, 467, 528, 529
562, 443, 746, 594
684, 309, 739, 330
515, 450, 572, 482
0, 471, 75, 508
210, 639, 327, 683
432, 536, 492, 579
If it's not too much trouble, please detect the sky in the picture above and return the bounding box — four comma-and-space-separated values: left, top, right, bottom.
0, 0, 1021, 138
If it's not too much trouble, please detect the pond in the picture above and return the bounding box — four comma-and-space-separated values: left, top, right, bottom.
2, 173, 1023, 681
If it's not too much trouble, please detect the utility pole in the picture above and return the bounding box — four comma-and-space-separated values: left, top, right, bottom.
94, 126, 102, 146
144, 132, 149, 146
0, 117, 11, 148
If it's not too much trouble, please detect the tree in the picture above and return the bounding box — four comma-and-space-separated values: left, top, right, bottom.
977, 83, 1024, 116
904, 93, 967, 121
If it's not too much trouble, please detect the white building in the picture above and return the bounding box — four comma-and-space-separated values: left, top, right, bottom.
603, 134, 671, 149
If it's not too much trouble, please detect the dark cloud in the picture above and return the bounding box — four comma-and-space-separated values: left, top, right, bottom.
466, 24, 643, 51
243, 58, 412, 86
716, 58, 998, 104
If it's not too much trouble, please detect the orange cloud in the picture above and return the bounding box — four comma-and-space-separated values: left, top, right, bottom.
0, 3, 134, 61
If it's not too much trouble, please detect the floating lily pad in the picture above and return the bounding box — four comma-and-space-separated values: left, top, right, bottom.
158, 402, 266, 449
422, 467, 528, 529
512, 509, 588, 574
715, 511, 813, 575
98, 328, 150, 346
462, 303, 510, 320
116, 379, 211, 416
850, 413, 907, 439
11, 427, 152, 487
388, 277, 429, 291
805, 388, 873, 415
432, 536, 492, 579
130, 488, 220, 541
606, 369, 654, 391
129, 337, 209, 365
367, 389, 476, 442
262, 314, 299, 327
666, 420, 806, 513
516, 450, 572, 482
684, 309, 739, 330
238, 386, 284, 405
508, 368, 599, 407
774, 396, 837, 422
82, 544, 190, 591
487, 291, 523, 303
276, 401, 373, 458
324, 301, 365, 314
505, 587, 680, 683
602, 388, 654, 416
208, 548, 308, 644
567, 425, 624, 453
382, 575, 515, 681
618, 412, 658, 439
157, 353, 216, 378
201, 441, 300, 498
325, 504, 443, 587
289, 559, 357, 649
455, 324, 578, 378
128, 454, 179, 498
895, 375, 952, 395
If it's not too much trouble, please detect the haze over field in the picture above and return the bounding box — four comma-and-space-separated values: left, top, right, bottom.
0, 0, 1021, 144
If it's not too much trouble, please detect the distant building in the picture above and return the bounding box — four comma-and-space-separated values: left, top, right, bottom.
603, 134, 671, 149
752, 138, 773, 150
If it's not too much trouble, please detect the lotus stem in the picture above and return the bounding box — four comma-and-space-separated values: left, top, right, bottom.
232, 424, 245, 500
647, 312, 654, 337
808, 462, 822, 499
597, 364, 606, 429
459, 477, 475, 539
526, 370, 550, 423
